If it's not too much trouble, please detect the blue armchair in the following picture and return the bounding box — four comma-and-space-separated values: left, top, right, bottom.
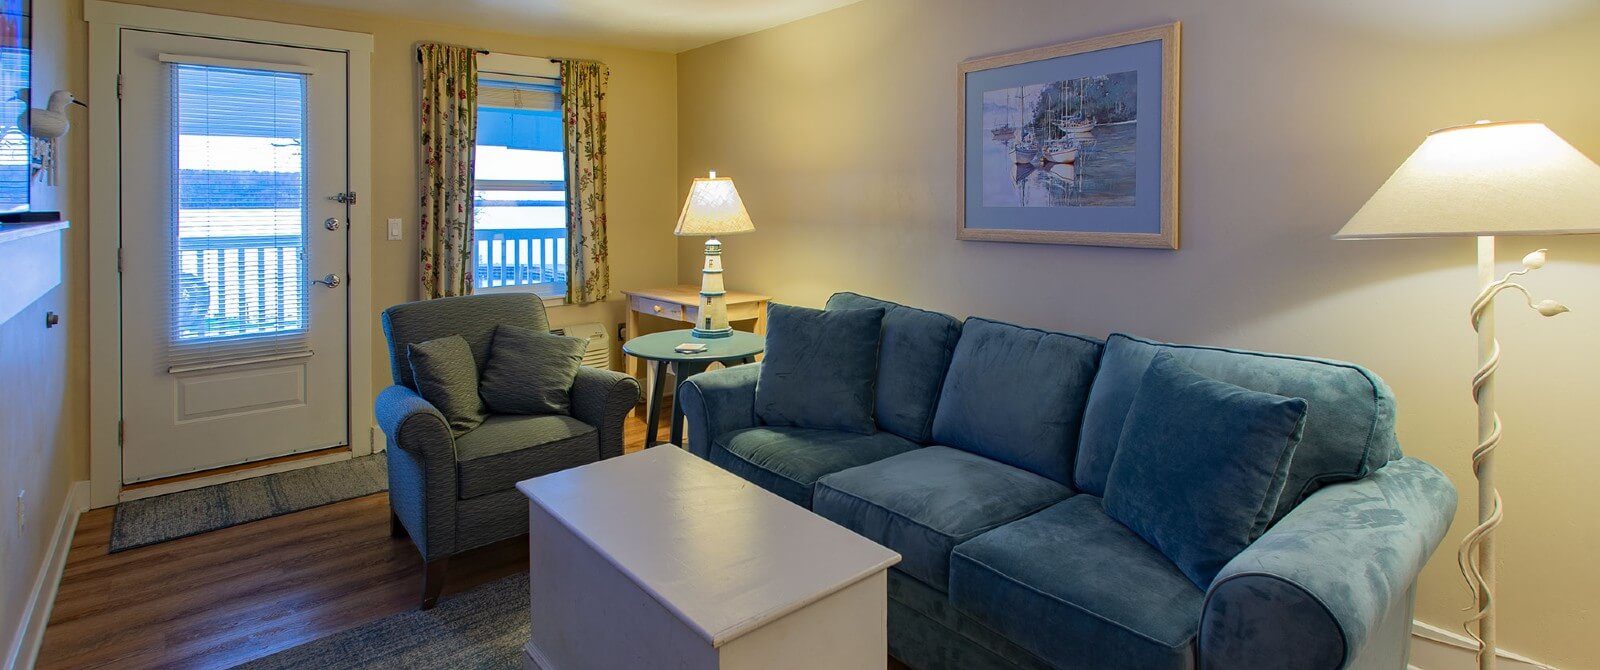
376, 293, 639, 608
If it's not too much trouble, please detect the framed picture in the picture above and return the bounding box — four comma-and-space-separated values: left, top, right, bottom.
957, 22, 1180, 248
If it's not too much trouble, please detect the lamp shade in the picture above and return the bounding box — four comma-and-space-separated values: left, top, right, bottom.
674, 172, 755, 237
1336, 121, 1600, 239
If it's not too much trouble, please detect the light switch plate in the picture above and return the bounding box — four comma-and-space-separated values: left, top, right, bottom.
387, 218, 403, 241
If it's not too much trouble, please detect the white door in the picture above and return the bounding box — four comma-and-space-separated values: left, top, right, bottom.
119, 30, 350, 483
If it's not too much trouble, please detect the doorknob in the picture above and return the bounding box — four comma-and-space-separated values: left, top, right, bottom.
324, 217, 341, 231
311, 273, 342, 288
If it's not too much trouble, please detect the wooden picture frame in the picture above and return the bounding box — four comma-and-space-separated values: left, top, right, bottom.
957, 22, 1180, 249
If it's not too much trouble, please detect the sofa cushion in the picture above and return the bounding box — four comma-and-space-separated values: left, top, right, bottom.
407, 334, 489, 436
1103, 352, 1307, 588
930, 318, 1102, 485
826, 292, 963, 443
454, 414, 598, 499
813, 446, 1071, 591
755, 303, 886, 434
711, 426, 921, 507
1077, 333, 1399, 523
478, 325, 586, 416
950, 495, 1203, 670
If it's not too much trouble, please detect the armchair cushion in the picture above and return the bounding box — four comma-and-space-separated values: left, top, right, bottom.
930, 318, 1103, 485
825, 292, 963, 443
453, 414, 598, 499
756, 303, 886, 434
710, 426, 920, 507
950, 495, 1203, 670
479, 325, 586, 416
814, 446, 1071, 591
408, 335, 489, 436
382, 293, 551, 389
1104, 352, 1307, 588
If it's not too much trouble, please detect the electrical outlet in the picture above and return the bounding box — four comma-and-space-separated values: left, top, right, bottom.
387, 217, 403, 241
16, 490, 24, 531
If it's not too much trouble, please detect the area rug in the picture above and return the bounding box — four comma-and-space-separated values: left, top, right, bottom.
109, 452, 388, 553
237, 572, 529, 670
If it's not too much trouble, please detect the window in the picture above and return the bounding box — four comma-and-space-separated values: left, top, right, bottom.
169, 63, 309, 366
475, 69, 566, 298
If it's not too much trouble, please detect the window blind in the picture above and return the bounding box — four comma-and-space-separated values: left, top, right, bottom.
167, 63, 311, 370
479, 75, 560, 111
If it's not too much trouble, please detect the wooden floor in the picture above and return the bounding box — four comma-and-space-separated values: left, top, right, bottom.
37, 410, 670, 670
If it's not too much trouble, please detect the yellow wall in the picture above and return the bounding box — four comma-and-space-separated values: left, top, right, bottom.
1, 0, 86, 651
677, 0, 1600, 666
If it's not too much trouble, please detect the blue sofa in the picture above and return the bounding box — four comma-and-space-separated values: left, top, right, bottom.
678, 292, 1457, 670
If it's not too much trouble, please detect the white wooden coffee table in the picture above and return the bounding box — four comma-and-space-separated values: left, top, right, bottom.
516, 446, 901, 670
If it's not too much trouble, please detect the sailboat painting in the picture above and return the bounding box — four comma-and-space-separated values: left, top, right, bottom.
980, 72, 1138, 208
958, 23, 1179, 249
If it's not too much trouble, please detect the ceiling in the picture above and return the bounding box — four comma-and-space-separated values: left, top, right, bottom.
295, 0, 862, 52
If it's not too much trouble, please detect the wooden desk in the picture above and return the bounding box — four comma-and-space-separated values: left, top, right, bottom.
622, 286, 770, 409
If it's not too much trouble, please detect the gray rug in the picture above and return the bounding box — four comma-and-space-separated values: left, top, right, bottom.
237, 572, 529, 670
110, 453, 389, 553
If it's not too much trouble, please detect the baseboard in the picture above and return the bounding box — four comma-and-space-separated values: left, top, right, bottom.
4, 480, 89, 670
1410, 620, 1556, 670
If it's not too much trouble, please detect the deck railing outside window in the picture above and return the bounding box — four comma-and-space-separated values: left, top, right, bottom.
474, 226, 567, 293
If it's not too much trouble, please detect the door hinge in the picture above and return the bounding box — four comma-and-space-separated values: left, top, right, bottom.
117, 246, 124, 273
329, 191, 357, 205
118, 419, 125, 446
117, 73, 124, 100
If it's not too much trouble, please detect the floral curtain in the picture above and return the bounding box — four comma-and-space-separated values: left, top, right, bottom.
561, 60, 611, 305
417, 43, 478, 299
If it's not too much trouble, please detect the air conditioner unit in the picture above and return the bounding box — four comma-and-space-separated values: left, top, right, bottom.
551, 322, 612, 370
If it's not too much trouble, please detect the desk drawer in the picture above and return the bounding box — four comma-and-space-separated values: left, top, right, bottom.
631, 296, 686, 323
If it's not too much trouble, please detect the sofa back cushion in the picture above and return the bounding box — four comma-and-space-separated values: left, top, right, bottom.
826, 292, 963, 443
755, 303, 886, 435
930, 318, 1103, 485
1076, 333, 1401, 522
1103, 352, 1308, 588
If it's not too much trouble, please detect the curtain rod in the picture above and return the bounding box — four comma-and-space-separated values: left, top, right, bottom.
414, 47, 601, 66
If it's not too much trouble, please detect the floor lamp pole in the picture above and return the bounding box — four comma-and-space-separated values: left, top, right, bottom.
1468, 235, 1500, 670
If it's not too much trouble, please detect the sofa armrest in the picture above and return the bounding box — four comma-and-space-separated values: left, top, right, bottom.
677, 363, 762, 459
571, 366, 641, 460
1198, 457, 1456, 669
374, 384, 459, 559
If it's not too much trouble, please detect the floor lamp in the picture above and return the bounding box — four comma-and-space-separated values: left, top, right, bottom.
1336, 120, 1600, 669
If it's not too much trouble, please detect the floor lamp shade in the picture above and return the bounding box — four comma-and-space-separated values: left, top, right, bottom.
1336, 120, 1600, 239
676, 172, 755, 338
1336, 120, 1600, 670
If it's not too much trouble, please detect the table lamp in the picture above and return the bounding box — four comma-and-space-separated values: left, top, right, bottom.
1336, 120, 1600, 669
675, 171, 755, 338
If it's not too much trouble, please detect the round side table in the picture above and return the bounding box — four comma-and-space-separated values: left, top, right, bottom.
622, 329, 765, 447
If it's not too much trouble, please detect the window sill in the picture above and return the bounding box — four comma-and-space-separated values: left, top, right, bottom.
475, 284, 567, 308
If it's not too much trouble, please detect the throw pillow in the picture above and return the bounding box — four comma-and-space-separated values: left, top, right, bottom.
1103, 351, 1308, 588
408, 334, 489, 436
479, 325, 587, 416
755, 303, 886, 434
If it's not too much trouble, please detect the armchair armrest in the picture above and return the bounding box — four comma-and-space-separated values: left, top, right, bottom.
1198, 457, 1457, 669
677, 363, 761, 459
375, 384, 454, 460
374, 384, 459, 559
570, 366, 641, 460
